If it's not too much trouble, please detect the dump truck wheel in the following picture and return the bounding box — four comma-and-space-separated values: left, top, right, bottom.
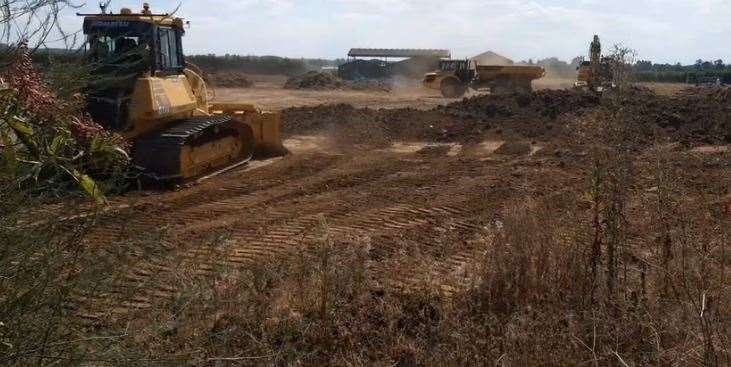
515, 80, 533, 94
491, 78, 514, 95
440, 78, 467, 98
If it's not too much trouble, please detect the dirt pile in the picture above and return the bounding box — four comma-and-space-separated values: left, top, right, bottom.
285, 71, 343, 90
282, 89, 598, 142
612, 86, 731, 145
284, 71, 392, 92
207, 72, 254, 88
439, 89, 601, 121
283, 87, 730, 146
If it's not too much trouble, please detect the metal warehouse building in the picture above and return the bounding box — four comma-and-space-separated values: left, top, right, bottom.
339, 48, 451, 80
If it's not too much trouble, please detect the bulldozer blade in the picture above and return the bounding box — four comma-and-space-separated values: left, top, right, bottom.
209, 103, 289, 158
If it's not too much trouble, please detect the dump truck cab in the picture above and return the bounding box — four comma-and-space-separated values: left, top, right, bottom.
423, 59, 475, 98
438, 59, 476, 83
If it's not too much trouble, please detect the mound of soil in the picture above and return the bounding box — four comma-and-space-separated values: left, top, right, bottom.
282, 87, 731, 146
282, 89, 591, 143
284, 71, 392, 92
207, 72, 254, 88
285, 71, 342, 90
610, 86, 731, 145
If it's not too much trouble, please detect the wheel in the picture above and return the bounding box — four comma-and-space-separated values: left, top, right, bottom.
440, 78, 467, 98
515, 81, 533, 94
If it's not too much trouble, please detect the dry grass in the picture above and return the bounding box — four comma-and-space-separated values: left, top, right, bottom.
1, 169, 728, 365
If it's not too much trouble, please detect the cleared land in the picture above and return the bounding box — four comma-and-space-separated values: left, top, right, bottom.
12, 82, 728, 365
214, 74, 453, 110
214, 75, 690, 111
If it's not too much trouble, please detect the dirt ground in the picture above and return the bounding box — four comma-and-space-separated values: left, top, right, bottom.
214, 75, 691, 111
214, 74, 451, 110
66, 85, 729, 323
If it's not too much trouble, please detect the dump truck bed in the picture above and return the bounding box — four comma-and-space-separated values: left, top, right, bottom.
475, 65, 545, 82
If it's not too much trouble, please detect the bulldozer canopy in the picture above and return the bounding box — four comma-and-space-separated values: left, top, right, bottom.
83, 19, 154, 37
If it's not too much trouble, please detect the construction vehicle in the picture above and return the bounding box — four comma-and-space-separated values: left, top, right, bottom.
423, 59, 545, 98
80, 3, 284, 182
575, 35, 615, 92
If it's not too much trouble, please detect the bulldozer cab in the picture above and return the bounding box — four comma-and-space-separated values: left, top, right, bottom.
81, 7, 188, 131
83, 15, 185, 77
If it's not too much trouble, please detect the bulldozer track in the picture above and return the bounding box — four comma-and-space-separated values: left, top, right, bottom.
134, 115, 255, 181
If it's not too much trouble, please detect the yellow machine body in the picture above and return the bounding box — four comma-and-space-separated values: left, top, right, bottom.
574, 35, 615, 93
82, 4, 285, 181
123, 71, 283, 155
423, 59, 545, 97
124, 75, 197, 138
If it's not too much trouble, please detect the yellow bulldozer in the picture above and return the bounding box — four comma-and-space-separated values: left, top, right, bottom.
80, 3, 285, 182
423, 59, 545, 98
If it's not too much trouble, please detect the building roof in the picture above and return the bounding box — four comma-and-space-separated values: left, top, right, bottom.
348, 48, 450, 58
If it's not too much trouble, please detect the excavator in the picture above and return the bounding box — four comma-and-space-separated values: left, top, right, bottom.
80, 3, 285, 182
575, 35, 615, 93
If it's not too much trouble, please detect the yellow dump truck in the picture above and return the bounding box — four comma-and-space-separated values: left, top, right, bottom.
424, 59, 545, 97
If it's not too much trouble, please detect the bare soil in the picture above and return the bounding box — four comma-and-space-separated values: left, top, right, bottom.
43, 83, 728, 365
69, 85, 729, 319
214, 75, 696, 111
214, 75, 451, 111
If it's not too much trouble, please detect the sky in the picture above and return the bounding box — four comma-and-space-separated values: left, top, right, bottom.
52, 0, 731, 64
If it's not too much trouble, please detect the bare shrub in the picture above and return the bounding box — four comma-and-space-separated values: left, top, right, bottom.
607, 45, 637, 93
0, 189, 101, 365
0, 0, 82, 53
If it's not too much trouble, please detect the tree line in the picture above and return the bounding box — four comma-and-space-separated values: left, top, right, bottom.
5, 42, 730, 84
633, 59, 731, 84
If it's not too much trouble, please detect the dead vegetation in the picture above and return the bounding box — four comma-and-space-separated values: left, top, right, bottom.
0, 47, 130, 205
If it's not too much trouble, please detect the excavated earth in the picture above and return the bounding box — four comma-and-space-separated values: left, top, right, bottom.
284, 71, 392, 92
65, 87, 729, 323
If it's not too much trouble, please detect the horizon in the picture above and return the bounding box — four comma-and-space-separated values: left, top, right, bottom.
47, 0, 731, 65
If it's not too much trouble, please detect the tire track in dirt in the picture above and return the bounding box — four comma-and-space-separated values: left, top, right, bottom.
70, 153, 423, 318
70, 143, 579, 322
